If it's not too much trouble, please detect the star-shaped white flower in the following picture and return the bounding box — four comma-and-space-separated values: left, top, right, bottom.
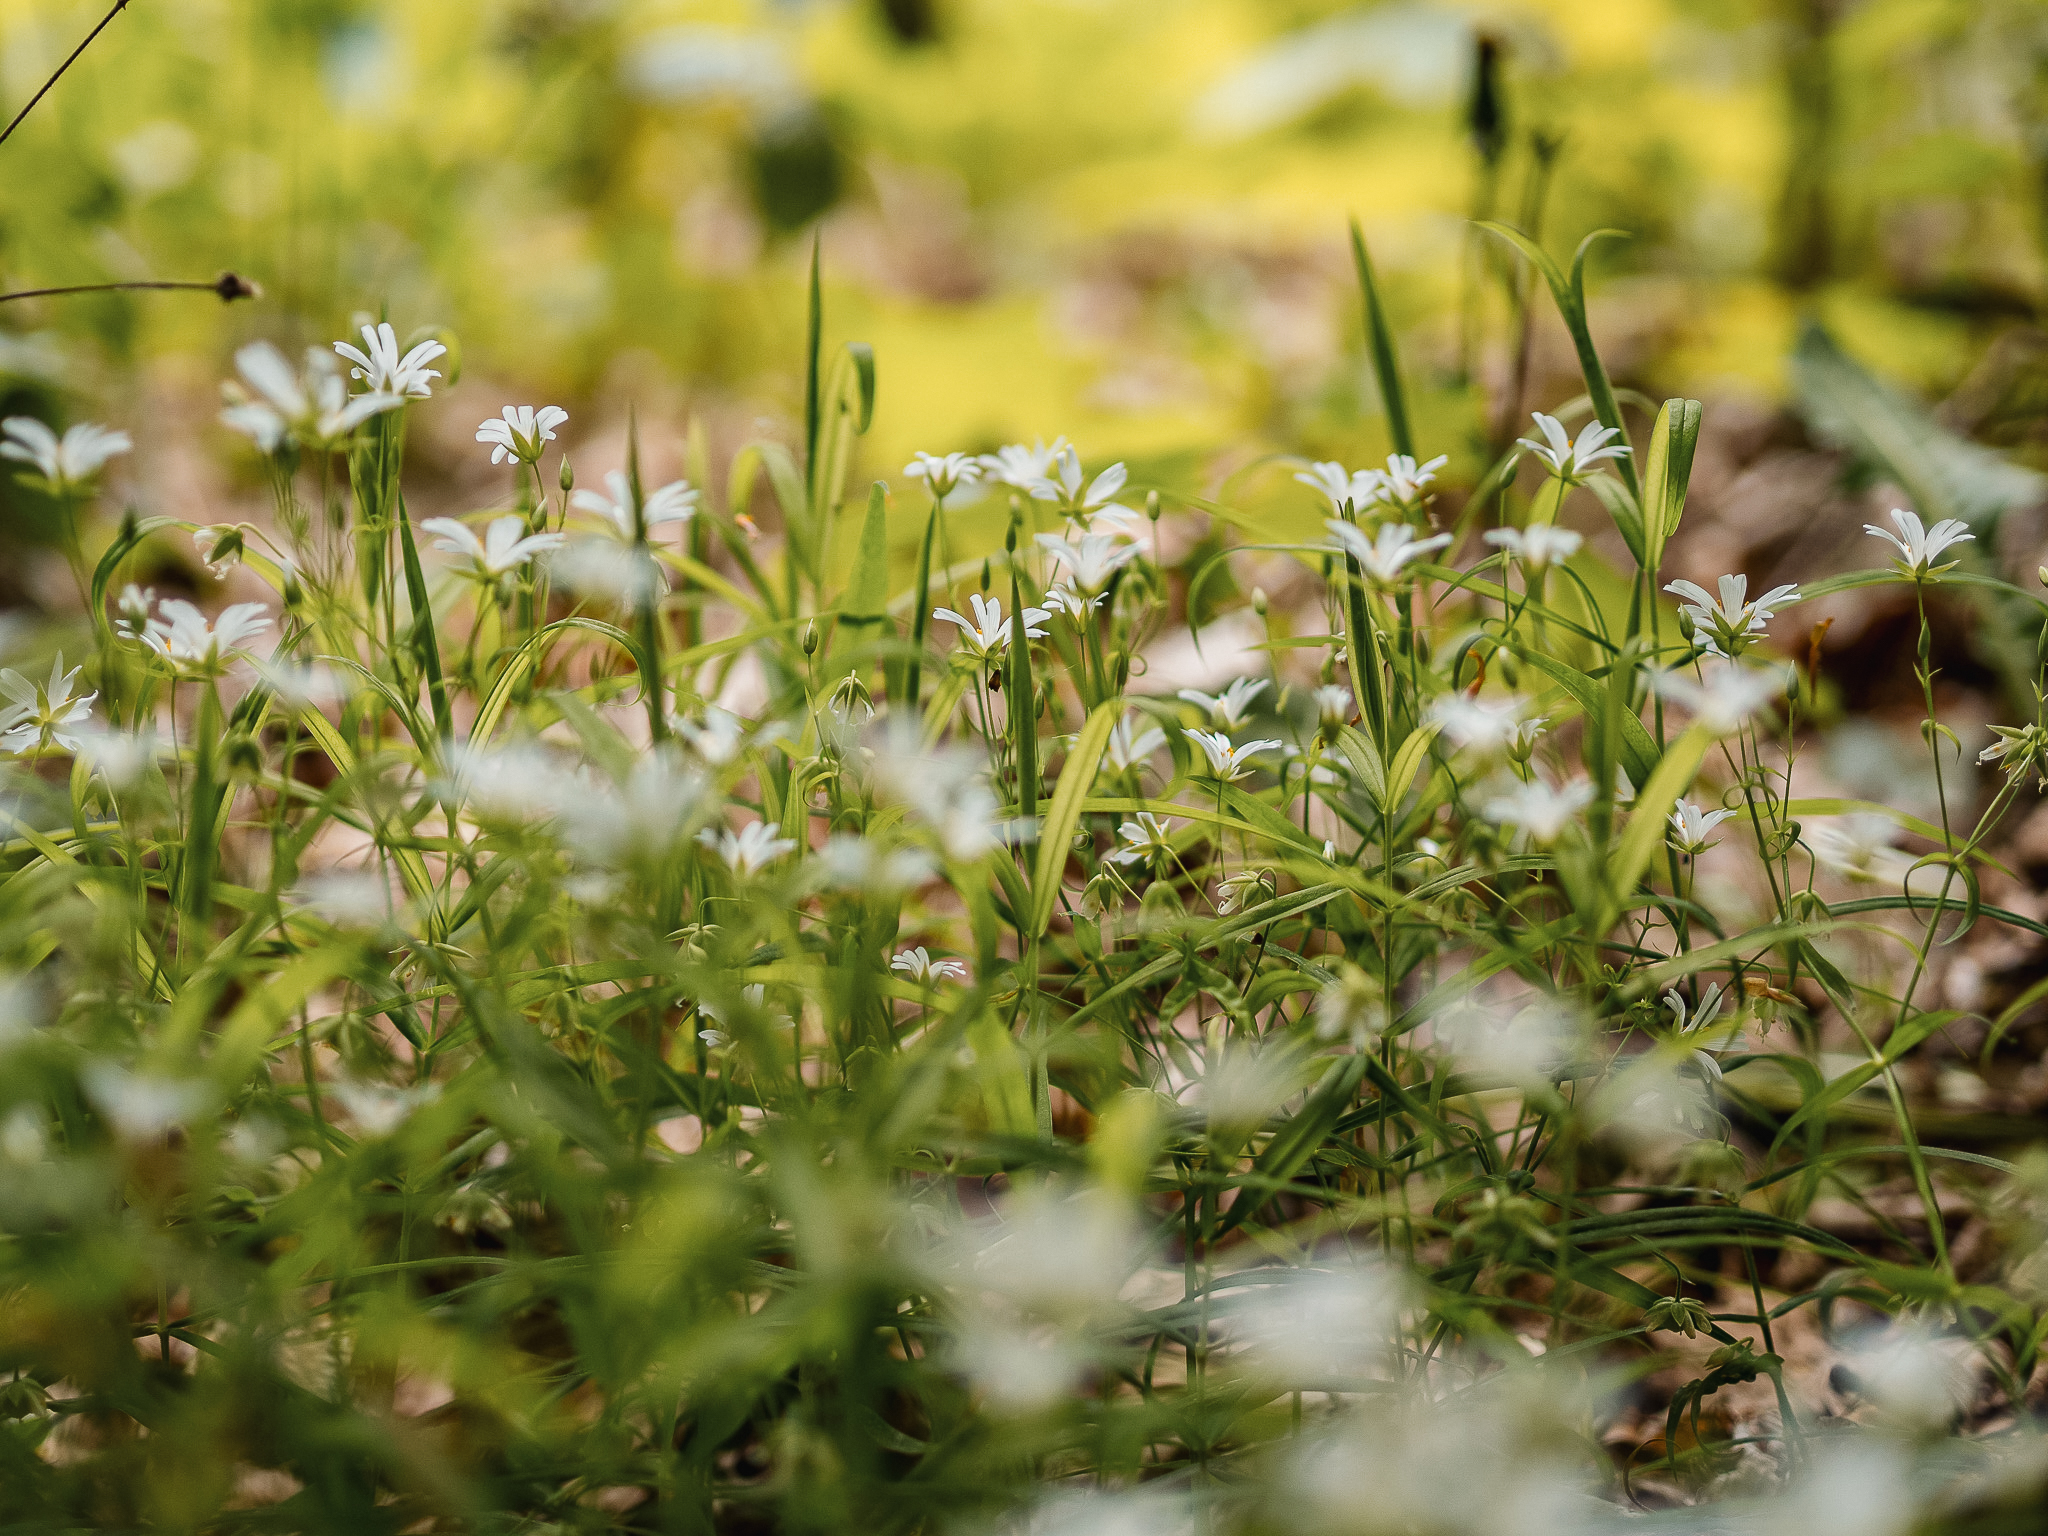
1187, 728, 1282, 782
1651, 661, 1787, 735
905, 450, 982, 498
699, 819, 797, 876
1517, 412, 1630, 482
0, 417, 131, 493
1179, 677, 1269, 731
1327, 520, 1452, 586
979, 437, 1070, 490
1036, 532, 1140, 594
1042, 583, 1104, 621
477, 405, 568, 466
1295, 460, 1387, 514
1428, 693, 1530, 754
1029, 447, 1135, 529
334, 322, 445, 399
0, 653, 96, 754
932, 593, 1049, 663
571, 470, 698, 540
1482, 775, 1595, 844
1663, 573, 1801, 659
1662, 983, 1726, 1036
1667, 797, 1738, 856
1485, 524, 1583, 571
222, 341, 402, 452
1106, 715, 1166, 774
1313, 685, 1353, 729
422, 515, 566, 580
1381, 453, 1449, 507
891, 946, 967, 984
1865, 507, 1974, 576
1108, 811, 1177, 867
144, 599, 273, 672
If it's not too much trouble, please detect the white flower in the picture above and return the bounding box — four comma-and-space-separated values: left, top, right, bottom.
1326, 520, 1451, 586
222, 341, 402, 451
144, 599, 272, 671
1517, 411, 1630, 481
1215, 869, 1270, 914
193, 524, 243, 578
1041, 583, 1103, 621
1664, 572, 1802, 660
677, 705, 748, 765
1805, 814, 1917, 885
1030, 447, 1135, 530
1428, 693, 1528, 754
699, 819, 797, 876
446, 742, 578, 824
476, 405, 568, 466
979, 437, 1070, 490
1651, 661, 1787, 735
328, 1078, 440, 1139
932, 592, 1050, 663
813, 836, 935, 894
1109, 811, 1177, 867
1481, 775, 1595, 844
0, 416, 130, 492
559, 750, 711, 867
422, 515, 566, 580
1380, 453, 1449, 507
1980, 723, 2048, 782
904, 450, 982, 498
1295, 460, 1386, 514
1036, 531, 1140, 594
1187, 728, 1282, 782
571, 470, 697, 539
1662, 983, 1725, 1036
333, 322, 445, 399
81, 1062, 208, 1140
287, 869, 394, 929
1484, 524, 1583, 571
1313, 685, 1353, 729
1106, 714, 1166, 772
115, 584, 154, 640
1178, 677, 1269, 730
1668, 797, 1738, 855
1865, 506, 1974, 575
892, 946, 967, 984
73, 726, 156, 788
0, 653, 95, 753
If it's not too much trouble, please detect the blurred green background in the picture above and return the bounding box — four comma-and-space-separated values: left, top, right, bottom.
0, 0, 2044, 510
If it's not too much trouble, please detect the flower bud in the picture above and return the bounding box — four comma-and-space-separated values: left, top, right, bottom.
802, 620, 819, 656
1252, 586, 1268, 616
1146, 489, 1161, 523
559, 457, 575, 493
223, 730, 264, 779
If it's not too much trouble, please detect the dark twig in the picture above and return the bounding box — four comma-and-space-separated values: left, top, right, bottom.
0, 0, 134, 152
0, 273, 258, 305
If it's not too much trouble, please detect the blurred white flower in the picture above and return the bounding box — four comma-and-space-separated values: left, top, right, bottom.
1662, 982, 1725, 1036
554, 538, 662, 605
81, 1062, 209, 1140
1484, 523, 1583, 571
562, 750, 710, 866
1187, 727, 1281, 781
0, 1104, 45, 1163
677, 705, 749, 765
1866, 506, 1974, 576
979, 437, 1071, 490
1178, 677, 1269, 730
1108, 811, 1177, 867
1652, 660, 1787, 735
904, 450, 982, 497
1315, 961, 1384, 1045
1326, 520, 1450, 585
222, 341, 401, 451
1762, 1441, 1916, 1536
1847, 1327, 1974, 1434
476, 405, 568, 466
447, 742, 578, 824
1482, 775, 1594, 844
1295, 459, 1386, 514
422, 515, 565, 580
116, 583, 154, 640
891, 946, 967, 984
699, 819, 797, 875
1041, 582, 1103, 621
143, 599, 273, 672
812, 834, 935, 893
1668, 796, 1737, 855
1030, 447, 1135, 530
1380, 452, 1448, 507
1197, 1045, 1300, 1134
1312, 684, 1353, 728
328, 1079, 440, 1139
0, 653, 95, 754
1664, 573, 1801, 660
334, 322, 445, 398
1106, 714, 1166, 772
1428, 692, 1527, 754
933, 592, 1049, 663
1805, 813, 1917, 885
868, 728, 1016, 859
1225, 1262, 1404, 1385
0, 416, 130, 492
948, 1316, 1090, 1412
942, 1186, 1144, 1319
1440, 996, 1581, 1089
288, 869, 394, 928
571, 469, 698, 539
73, 726, 156, 788
1518, 411, 1630, 481
1037, 531, 1140, 594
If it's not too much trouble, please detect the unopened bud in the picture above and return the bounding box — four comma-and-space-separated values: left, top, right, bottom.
559, 457, 575, 493
1252, 586, 1268, 617
281, 562, 304, 609
1146, 489, 1161, 523
980, 559, 991, 593
802, 620, 819, 656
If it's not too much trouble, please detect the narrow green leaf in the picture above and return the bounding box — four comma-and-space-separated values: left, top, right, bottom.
843, 480, 890, 622
1605, 723, 1708, 908
1349, 218, 1413, 458
1031, 701, 1118, 937
1335, 725, 1387, 806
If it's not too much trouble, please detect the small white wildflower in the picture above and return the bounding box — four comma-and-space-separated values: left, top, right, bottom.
81, 1062, 208, 1140
1312, 685, 1353, 729
905, 450, 982, 498
1041, 582, 1104, 621
1668, 797, 1738, 855
699, 819, 798, 876
677, 705, 749, 765
422, 515, 566, 580
814, 835, 935, 893
892, 946, 967, 984
328, 1079, 440, 1139
333, 322, 445, 398
192, 524, 244, 578
1652, 661, 1787, 735
0, 416, 130, 492
1805, 814, 1916, 885
1664, 573, 1802, 659
1865, 507, 1973, 576
222, 341, 401, 451
932, 592, 1050, 663
1215, 869, 1269, 914
1484, 523, 1583, 571
1030, 447, 1137, 531
1428, 692, 1527, 755
1106, 714, 1166, 772
287, 869, 394, 928
115, 583, 154, 639
1109, 811, 1177, 867
1325, 520, 1451, 586
979, 437, 1070, 490
1178, 677, 1269, 730
1379, 452, 1449, 508
476, 405, 568, 466
1315, 962, 1383, 1045
571, 469, 697, 539
144, 599, 273, 672
1036, 531, 1140, 594
1517, 411, 1630, 481
1662, 983, 1726, 1037
1295, 460, 1386, 514
0, 653, 95, 754
1187, 728, 1282, 782
1482, 775, 1595, 844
